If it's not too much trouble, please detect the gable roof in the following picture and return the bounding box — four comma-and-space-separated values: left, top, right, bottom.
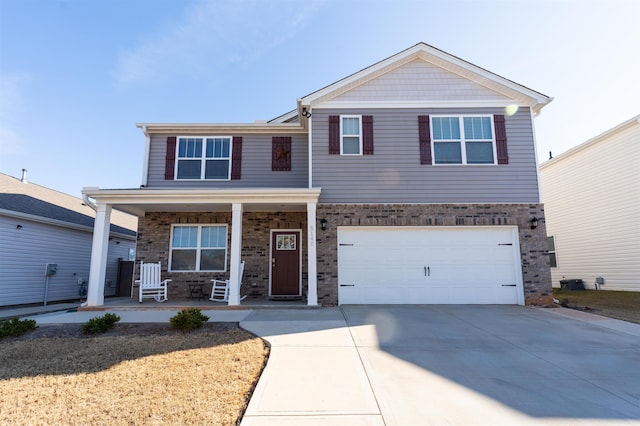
271, 42, 551, 123
0, 172, 137, 237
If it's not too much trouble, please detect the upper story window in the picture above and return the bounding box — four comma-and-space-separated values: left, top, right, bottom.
431, 116, 496, 165
176, 137, 232, 180
340, 115, 362, 155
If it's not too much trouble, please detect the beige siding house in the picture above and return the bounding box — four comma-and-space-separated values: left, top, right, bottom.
539, 115, 640, 291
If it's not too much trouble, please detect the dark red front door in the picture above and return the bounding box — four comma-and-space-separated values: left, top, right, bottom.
271, 231, 301, 296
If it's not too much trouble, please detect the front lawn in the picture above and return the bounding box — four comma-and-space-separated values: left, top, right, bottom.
0, 323, 268, 425
553, 288, 640, 324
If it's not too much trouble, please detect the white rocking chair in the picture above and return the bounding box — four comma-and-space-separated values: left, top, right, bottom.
210, 261, 247, 302
137, 261, 171, 303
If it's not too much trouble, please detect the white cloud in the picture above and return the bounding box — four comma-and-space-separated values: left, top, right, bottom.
113, 0, 324, 87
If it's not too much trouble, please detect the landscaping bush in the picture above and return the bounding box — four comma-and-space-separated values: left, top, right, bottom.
0, 317, 38, 338
170, 308, 209, 332
82, 313, 121, 335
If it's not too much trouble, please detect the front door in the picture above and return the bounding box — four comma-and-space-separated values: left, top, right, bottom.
271, 230, 301, 296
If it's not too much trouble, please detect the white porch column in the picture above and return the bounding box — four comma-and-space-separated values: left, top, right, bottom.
307, 202, 318, 306
228, 202, 243, 306
86, 202, 112, 306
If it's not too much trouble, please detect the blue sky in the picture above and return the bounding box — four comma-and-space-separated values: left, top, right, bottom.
1, 0, 638, 196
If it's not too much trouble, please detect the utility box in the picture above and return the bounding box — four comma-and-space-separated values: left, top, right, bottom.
559, 279, 584, 291
45, 263, 58, 276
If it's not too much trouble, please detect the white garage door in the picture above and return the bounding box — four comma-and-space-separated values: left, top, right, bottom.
338, 227, 523, 305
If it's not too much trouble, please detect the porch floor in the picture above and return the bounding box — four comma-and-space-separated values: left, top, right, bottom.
81, 296, 313, 311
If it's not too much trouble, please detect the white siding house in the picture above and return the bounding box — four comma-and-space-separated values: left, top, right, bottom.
0, 171, 137, 306
539, 115, 640, 291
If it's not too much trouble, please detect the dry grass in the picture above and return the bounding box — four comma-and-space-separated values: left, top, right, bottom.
554, 288, 640, 324
0, 323, 268, 425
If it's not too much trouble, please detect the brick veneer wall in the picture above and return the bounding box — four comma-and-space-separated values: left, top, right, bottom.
136, 211, 307, 300
136, 204, 552, 306
315, 204, 553, 306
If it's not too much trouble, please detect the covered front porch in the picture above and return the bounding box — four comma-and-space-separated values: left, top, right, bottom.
82, 187, 322, 308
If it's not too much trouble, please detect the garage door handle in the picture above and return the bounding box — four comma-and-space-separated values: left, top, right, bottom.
424, 266, 430, 277
340, 284, 355, 287
501, 284, 517, 287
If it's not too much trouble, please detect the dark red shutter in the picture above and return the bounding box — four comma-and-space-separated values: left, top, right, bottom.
272, 136, 292, 171
165, 136, 176, 180
362, 115, 374, 155
329, 115, 340, 155
231, 136, 242, 179
418, 116, 432, 165
494, 114, 509, 165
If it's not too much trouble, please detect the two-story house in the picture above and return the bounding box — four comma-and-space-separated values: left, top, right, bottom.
82, 43, 553, 307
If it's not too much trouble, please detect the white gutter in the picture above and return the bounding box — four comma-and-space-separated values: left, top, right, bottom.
0, 208, 135, 240
82, 192, 97, 211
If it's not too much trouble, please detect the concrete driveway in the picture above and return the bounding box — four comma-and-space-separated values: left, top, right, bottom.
241, 305, 640, 425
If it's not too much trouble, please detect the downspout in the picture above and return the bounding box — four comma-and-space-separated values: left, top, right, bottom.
82, 193, 97, 211
308, 111, 313, 189
140, 125, 150, 187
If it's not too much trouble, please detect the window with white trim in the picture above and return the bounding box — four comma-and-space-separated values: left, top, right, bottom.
547, 236, 558, 268
340, 115, 362, 155
170, 224, 227, 272
431, 116, 496, 164
176, 137, 231, 180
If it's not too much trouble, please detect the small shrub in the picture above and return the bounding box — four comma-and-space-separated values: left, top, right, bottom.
170, 308, 209, 332
82, 313, 121, 335
0, 317, 38, 338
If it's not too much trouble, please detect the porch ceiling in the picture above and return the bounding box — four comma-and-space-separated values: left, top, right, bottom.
81, 187, 321, 217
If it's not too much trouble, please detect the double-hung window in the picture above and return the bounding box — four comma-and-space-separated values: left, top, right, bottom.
547, 236, 558, 268
176, 137, 231, 180
431, 116, 496, 164
340, 115, 362, 155
170, 225, 227, 272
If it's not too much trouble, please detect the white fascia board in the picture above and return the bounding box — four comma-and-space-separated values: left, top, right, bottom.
0, 208, 136, 240
300, 42, 552, 113
82, 187, 322, 205
540, 114, 640, 170
135, 122, 306, 135
313, 100, 526, 110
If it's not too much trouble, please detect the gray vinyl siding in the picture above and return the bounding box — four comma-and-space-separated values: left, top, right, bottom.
312, 108, 540, 203
146, 134, 308, 188
0, 215, 135, 306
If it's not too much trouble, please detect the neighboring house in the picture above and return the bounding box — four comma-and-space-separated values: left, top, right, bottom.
83, 42, 553, 307
540, 115, 640, 291
0, 171, 137, 306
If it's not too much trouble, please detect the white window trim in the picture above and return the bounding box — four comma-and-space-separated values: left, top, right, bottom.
340, 115, 363, 156
174, 136, 233, 181
169, 224, 228, 272
430, 115, 497, 165
547, 235, 558, 268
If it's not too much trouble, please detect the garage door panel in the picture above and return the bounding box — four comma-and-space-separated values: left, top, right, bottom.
338, 227, 522, 305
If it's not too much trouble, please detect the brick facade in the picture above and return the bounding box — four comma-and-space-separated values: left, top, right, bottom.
136, 203, 553, 306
